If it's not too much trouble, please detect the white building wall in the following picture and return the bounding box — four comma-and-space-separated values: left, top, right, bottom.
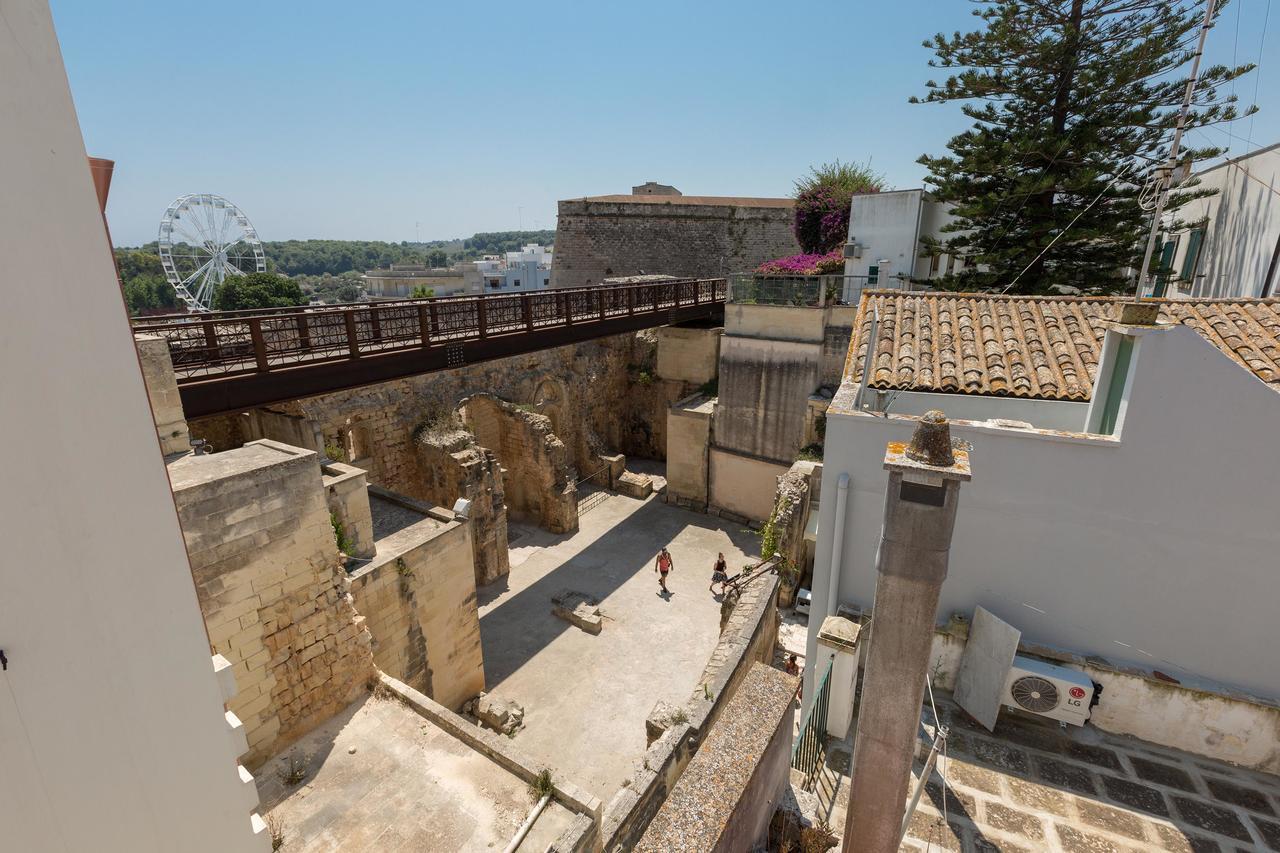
1167, 143, 1280, 298
0, 4, 265, 851
843, 190, 959, 293
807, 325, 1280, 701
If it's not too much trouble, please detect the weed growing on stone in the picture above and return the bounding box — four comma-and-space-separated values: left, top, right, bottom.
267, 814, 287, 851
670, 707, 689, 725
395, 557, 414, 578
277, 752, 309, 787
702, 683, 713, 701
529, 768, 554, 802
330, 512, 353, 556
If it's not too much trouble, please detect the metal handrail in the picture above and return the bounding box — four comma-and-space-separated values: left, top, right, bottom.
132, 277, 728, 383
792, 653, 835, 790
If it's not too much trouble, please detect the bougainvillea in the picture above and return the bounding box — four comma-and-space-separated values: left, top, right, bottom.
792, 161, 885, 254
755, 249, 844, 276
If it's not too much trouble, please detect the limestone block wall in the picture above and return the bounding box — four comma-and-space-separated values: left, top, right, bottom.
459, 393, 577, 534
635, 663, 797, 853
655, 325, 721, 386
708, 447, 790, 523
348, 500, 483, 710
715, 336, 822, 463
134, 334, 190, 455
189, 331, 683, 495
168, 440, 376, 768
550, 197, 799, 290
320, 462, 376, 559
666, 394, 715, 511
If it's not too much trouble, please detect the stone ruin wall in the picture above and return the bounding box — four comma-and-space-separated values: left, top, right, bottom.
169, 442, 376, 769
550, 198, 800, 290
458, 393, 578, 534
189, 330, 698, 585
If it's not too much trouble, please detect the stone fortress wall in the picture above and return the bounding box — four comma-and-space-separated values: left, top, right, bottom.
550, 190, 800, 291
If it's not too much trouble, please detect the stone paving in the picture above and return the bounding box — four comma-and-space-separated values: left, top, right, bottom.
257, 695, 574, 852
818, 696, 1280, 852
477, 488, 759, 802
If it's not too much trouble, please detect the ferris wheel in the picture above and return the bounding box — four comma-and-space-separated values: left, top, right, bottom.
157, 193, 266, 311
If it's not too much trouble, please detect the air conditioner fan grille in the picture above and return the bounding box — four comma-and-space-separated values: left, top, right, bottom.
1010, 675, 1059, 713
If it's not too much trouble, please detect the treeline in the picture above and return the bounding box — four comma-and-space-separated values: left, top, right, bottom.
113, 231, 557, 314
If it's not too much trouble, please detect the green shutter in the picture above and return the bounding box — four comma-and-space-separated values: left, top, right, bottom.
1181, 228, 1204, 282
1098, 336, 1134, 436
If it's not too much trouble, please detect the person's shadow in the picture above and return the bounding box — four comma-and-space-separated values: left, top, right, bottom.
656, 588, 674, 601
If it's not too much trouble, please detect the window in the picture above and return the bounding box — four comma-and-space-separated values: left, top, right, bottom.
1180, 227, 1205, 282
513, 279, 521, 287
929, 253, 940, 275
867, 265, 879, 286
1154, 236, 1178, 297
944, 255, 955, 276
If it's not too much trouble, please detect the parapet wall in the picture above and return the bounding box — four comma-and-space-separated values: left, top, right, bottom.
168, 440, 376, 768
551, 197, 799, 290
348, 491, 483, 710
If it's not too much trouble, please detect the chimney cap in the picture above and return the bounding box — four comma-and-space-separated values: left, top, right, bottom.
884, 410, 972, 481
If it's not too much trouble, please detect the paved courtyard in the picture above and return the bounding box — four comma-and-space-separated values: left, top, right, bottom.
478, 488, 759, 802
257, 696, 575, 852
808, 695, 1280, 852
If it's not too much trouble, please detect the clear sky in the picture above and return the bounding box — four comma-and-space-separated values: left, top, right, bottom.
51, 0, 1279, 247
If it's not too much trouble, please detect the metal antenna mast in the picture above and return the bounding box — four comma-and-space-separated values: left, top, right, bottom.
1135, 0, 1219, 299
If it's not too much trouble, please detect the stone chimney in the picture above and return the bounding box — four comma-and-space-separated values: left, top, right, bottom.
843, 411, 971, 853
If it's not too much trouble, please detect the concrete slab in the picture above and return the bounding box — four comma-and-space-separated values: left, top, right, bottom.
257, 696, 574, 852
478, 490, 759, 802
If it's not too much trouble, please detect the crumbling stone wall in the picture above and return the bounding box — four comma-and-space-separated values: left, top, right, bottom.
458, 393, 578, 534
167, 440, 376, 769
415, 425, 510, 586
550, 196, 799, 290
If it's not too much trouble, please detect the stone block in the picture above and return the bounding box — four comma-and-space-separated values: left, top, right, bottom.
551, 590, 604, 634
616, 471, 653, 500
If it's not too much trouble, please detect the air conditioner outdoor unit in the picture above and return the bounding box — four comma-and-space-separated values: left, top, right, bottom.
1001, 655, 1094, 726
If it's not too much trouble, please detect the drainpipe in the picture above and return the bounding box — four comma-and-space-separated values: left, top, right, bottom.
503, 793, 550, 853
827, 473, 850, 619
806, 472, 850, 705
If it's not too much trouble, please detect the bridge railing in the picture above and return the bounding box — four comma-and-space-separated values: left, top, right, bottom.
132, 278, 727, 380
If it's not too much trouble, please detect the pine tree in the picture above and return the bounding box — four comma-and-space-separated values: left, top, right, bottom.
914, 0, 1255, 294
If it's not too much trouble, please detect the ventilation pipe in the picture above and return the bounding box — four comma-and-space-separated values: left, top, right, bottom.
826, 473, 850, 619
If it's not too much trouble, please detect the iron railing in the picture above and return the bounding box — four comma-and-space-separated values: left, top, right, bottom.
729, 273, 926, 308
574, 463, 614, 517
792, 653, 834, 790
132, 278, 727, 382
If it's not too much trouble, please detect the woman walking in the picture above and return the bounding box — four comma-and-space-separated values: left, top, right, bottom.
709, 552, 729, 595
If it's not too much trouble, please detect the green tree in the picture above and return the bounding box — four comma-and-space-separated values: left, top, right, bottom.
426, 248, 448, 267
212, 272, 307, 311
914, 0, 1255, 294
121, 274, 178, 315
409, 285, 435, 298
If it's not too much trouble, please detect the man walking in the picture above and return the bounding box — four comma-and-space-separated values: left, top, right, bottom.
655, 546, 674, 593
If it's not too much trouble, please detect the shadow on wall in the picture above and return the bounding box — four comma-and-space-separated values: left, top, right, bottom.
477, 499, 759, 690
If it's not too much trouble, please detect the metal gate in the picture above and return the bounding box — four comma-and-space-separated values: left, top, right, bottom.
574, 465, 613, 517
792, 654, 834, 790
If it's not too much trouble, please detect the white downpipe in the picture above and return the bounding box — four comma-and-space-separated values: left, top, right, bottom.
503, 793, 551, 853
827, 474, 851, 619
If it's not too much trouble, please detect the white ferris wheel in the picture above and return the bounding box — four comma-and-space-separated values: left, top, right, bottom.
157, 193, 266, 311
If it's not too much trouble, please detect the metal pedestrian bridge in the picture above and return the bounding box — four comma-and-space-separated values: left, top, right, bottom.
132, 278, 727, 418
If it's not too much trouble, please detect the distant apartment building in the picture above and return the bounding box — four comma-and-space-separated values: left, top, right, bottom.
362, 263, 468, 299
1161, 142, 1280, 299
461, 244, 553, 293
551, 183, 800, 289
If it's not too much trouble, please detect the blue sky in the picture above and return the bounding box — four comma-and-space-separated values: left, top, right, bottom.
52, 0, 1279, 247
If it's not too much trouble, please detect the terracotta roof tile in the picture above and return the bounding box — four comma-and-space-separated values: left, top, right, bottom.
848, 292, 1280, 401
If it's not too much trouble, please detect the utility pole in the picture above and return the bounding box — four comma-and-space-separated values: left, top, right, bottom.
1135, 0, 1218, 299
843, 411, 971, 853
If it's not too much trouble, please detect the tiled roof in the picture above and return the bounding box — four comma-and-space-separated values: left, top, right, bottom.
848, 292, 1280, 401
573, 194, 793, 208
